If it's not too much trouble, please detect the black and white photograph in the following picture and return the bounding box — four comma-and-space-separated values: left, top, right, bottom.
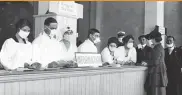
0, 1, 181, 95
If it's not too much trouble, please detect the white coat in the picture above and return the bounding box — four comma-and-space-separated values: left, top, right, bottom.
0, 38, 32, 70
78, 39, 97, 53
32, 32, 62, 68
114, 46, 137, 63
59, 40, 77, 61
101, 47, 115, 64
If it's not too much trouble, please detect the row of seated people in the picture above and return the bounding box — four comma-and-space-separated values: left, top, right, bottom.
0, 17, 79, 70
0, 17, 129, 70
0, 16, 181, 73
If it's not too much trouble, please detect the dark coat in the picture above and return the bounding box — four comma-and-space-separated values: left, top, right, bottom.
136, 45, 152, 64
165, 47, 182, 95
118, 42, 124, 47
145, 43, 168, 94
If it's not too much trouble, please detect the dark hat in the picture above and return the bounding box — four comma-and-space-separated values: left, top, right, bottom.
117, 31, 126, 37
146, 25, 161, 39
145, 34, 151, 40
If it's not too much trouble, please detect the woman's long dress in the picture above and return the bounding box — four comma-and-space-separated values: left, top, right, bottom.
145, 43, 168, 95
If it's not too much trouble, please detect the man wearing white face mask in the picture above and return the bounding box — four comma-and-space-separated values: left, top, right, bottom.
101, 37, 119, 65
0, 19, 32, 70
78, 28, 100, 53
114, 35, 137, 65
164, 36, 182, 95
32, 17, 62, 68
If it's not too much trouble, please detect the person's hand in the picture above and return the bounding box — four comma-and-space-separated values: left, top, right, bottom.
110, 63, 121, 67
48, 61, 59, 68
125, 60, 135, 65
117, 61, 125, 65
141, 61, 148, 66
63, 61, 78, 68
103, 62, 110, 66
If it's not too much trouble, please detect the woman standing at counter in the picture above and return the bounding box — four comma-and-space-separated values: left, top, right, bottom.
114, 35, 137, 65
0, 19, 32, 70
145, 32, 168, 95
101, 37, 119, 65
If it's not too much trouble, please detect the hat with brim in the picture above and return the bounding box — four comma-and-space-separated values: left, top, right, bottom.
62, 26, 73, 35
117, 31, 125, 37
146, 25, 161, 40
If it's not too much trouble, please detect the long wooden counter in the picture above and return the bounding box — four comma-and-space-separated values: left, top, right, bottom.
0, 66, 147, 95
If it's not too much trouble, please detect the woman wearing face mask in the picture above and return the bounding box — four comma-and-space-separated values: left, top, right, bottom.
48, 27, 77, 68
0, 19, 32, 70
114, 35, 137, 65
56, 27, 78, 68
101, 37, 119, 65
144, 32, 168, 95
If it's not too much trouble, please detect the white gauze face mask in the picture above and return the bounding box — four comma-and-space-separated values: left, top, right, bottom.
18, 30, 30, 39
94, 38, 101, 44
166, 43, 174, 48
127, 43, 133, 49
50, 29, 57, 38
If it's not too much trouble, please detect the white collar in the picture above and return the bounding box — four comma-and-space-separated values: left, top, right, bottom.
168, 46, 175, 51
86, 39, 95, 45
142, 44, 146, 47
138, 44, 146, 49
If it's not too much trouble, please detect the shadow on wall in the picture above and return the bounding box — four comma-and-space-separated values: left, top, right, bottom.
0, 2, 34, 50
179, 2, 182, 46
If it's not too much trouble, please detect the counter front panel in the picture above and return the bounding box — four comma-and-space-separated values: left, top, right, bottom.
0, 66, 147, 95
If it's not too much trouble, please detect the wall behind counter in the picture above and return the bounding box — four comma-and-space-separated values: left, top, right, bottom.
77, 2, 145, 52
164, 2, 182, 47
99, 2, 145, 52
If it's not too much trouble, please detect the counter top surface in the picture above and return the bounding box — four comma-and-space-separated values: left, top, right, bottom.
0, 66, 147, 83
0, 66, 147, 76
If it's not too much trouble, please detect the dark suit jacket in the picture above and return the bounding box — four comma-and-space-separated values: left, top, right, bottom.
165, 47, 182, 83
136, 45, 152, 64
